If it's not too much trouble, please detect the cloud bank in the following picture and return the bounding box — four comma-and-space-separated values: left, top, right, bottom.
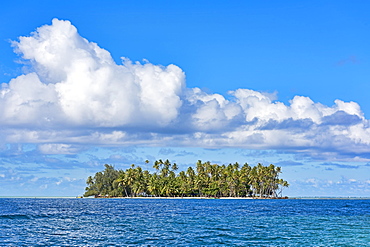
1, 19, 370, 160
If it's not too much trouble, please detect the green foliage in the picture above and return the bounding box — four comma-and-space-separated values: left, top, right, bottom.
83, 164, 120, 197
84, 160, 289, 198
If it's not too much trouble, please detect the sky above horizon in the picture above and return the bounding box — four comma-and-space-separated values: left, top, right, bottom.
1, 1, 370, 197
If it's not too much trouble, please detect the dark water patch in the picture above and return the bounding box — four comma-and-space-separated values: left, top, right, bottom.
0, 214, 32, 220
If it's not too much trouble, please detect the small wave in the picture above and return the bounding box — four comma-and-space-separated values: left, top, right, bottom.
0, 214, 32, 220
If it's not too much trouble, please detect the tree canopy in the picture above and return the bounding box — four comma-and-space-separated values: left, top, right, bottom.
84, 160, 289, 198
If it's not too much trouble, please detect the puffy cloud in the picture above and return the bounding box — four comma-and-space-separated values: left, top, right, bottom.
0, 73, 59, 127
187, 87, 242, 130
4, 18, 185, 128
2, 19, 370, 160
233, 89, 290, 123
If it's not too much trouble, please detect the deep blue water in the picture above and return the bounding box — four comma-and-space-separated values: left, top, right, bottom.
0, 198, 370, 246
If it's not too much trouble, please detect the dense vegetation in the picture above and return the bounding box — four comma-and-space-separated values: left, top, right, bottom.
83, 160, 289, 198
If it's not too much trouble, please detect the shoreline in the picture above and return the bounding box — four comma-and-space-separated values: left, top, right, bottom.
84, 196, 370, 200
1, 196, 370, 200
87, 196, 290, 199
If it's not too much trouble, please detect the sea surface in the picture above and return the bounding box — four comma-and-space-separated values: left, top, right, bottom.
0, 198, 369, 246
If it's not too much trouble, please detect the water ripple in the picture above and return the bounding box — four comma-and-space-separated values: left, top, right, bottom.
0, 198, 370, 246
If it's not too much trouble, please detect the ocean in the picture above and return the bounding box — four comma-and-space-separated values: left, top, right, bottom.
0, 198, 369, 246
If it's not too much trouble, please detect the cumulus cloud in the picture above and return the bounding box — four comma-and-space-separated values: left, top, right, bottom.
4, 18, 185, 128
1, 19, 370, 160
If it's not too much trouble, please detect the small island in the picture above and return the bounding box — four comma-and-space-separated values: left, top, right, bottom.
83, 160, 289, 198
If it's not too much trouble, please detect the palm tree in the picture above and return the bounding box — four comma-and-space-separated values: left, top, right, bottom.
153, 160, 159, 171
177, 171, 188, 197
114, 173, 129, 197
84, 161, 289, 198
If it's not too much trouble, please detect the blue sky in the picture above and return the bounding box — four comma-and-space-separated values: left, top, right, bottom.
1, 1, 370, 197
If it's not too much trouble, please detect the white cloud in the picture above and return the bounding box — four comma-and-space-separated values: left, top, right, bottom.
188, 87, 242, 130
233, 88, 289, 123
1, 18, 370, 160
4, 18, 185, 128
38, 143, 79, 154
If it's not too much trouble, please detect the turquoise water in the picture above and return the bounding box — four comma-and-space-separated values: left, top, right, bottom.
0, 198, 369, 246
